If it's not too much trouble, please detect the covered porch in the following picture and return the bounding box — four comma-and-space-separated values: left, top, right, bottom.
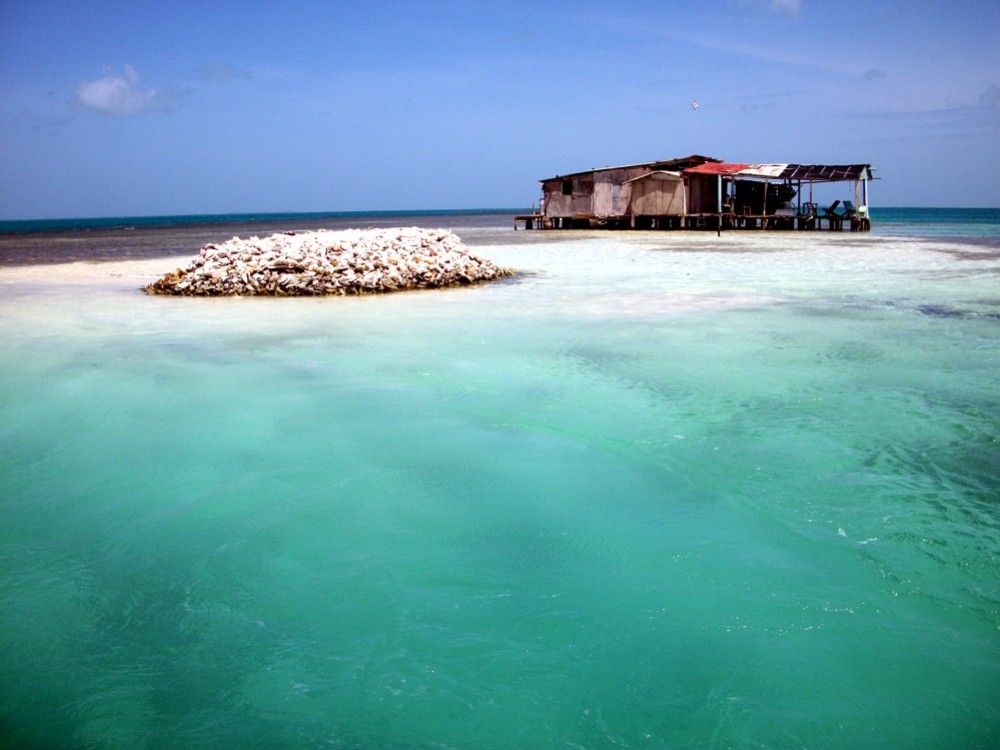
683, 163, 877, 232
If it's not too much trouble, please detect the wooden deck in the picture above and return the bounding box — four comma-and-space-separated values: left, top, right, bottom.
514, 212, 871, 232
514, 214, 544, 229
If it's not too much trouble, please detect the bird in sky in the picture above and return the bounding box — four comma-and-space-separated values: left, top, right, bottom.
691, 100, 699, 110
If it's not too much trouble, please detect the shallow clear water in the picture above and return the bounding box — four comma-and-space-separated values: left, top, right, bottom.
1, 229, 998, 748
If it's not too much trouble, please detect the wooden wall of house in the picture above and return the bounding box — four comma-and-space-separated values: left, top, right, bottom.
541, 177, 595, 217
591, 168, 642, 217
543, 167, 651, 218
630, 177, 685, 216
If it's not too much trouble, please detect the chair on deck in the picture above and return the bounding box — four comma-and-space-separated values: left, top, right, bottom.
840, 201, 861, 230
822, 200, 842, 230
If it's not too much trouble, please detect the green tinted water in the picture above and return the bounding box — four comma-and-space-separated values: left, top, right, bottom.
1, 232, 997, 748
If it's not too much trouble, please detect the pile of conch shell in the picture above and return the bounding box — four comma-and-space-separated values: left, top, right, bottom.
143, 226, 515, 296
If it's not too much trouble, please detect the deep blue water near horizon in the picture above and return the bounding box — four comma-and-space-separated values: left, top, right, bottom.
0, 208, 527, 235
0, 214, 998, 748
0, 206, 998, 236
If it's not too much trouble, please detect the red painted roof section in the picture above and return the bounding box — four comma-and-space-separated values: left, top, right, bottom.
684, 163, 750, 175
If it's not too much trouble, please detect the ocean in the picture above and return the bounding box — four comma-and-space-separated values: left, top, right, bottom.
1, 209, 998, 748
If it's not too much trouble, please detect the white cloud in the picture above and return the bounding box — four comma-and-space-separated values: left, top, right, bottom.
74, 65, 172, 116
770, 0, 802, 16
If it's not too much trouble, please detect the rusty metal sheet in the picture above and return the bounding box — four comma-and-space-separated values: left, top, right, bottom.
683, 163, 749, 176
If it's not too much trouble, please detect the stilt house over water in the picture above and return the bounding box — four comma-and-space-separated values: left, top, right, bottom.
516, 155, 877, 232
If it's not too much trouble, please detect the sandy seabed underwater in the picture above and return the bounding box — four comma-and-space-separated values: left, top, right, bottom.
1, 226, 998, 748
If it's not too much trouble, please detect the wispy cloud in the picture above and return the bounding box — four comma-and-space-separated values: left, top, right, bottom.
199, 62, 253, 84
681, 32, 853, 76
846, 91, 1000, 141
862, 68, 887, 82
769, 0, 802, 16
730, 0, 803, 17
74, 65, 175, 116
979, 84, 1000, 106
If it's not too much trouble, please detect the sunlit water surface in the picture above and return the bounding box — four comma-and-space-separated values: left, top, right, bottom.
1, 229, 998, 748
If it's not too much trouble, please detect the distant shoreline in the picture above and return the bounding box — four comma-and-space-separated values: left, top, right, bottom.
3, 206, 1000, 235
0, 208, 528, 235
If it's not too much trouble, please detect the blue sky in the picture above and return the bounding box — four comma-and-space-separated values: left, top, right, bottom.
1, 0, 997, 218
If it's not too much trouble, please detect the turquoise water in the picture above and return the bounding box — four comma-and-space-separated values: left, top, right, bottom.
872, 207, 1000, 238
1, 227, 998, 748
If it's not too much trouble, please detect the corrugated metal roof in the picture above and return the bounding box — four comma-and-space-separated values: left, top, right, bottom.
684, 163, 749, 176
780, 164, 874, 182
648, 155, 721, 171
684, 162, 874, 182
543, 159, 875, 183
741, 164, 789, 178
539, 155, 721, 182
624, 170, 683, 183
